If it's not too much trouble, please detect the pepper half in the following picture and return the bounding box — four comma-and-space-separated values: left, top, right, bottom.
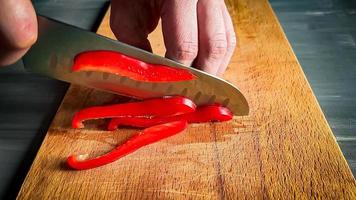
67, 120, 188, 170
72, 50, 195, 82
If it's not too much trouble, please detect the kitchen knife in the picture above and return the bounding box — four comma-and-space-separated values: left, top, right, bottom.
23, 16, 249, 115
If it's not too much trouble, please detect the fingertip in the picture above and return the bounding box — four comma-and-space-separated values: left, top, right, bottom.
165, 41, 198, 66
2, 0, 38, 50
11, 17, 38, 50
110, 1, 156, 53
0, 0, 37, 66
161, 0, 199, 66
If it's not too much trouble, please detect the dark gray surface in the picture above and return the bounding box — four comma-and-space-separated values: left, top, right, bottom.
0, 0, 355, 199
0, 1, 109, 199
270, 0, 356, 176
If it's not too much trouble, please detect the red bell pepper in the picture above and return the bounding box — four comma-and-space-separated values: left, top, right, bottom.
72, 50, 195, 82
67, 120, 187, 170
72, 96, 196, 128
69, 95, 234, 170
107, 104, 233, 130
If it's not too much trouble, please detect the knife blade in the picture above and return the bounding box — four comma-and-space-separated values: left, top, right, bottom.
23, 16, 249, 116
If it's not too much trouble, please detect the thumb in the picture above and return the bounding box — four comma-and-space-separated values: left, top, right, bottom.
0, 0, 37, 66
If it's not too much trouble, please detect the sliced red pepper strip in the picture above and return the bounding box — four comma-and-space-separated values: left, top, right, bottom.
72, 96, 196, 129
72, 50, 195, 82
107, 104, 233, 130
67, 120, 188, 170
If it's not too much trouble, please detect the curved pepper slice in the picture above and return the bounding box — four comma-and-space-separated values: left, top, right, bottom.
72, 96, 196, 128
72, 50, 195, 82
67, 120, 188, 170
107, 104, 233, 130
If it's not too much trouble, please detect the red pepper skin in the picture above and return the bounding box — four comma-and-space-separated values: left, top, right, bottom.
67, 120, 187, 170
107, 104, 233, 130
72, 96, 196, 129
72, 50, 195, 82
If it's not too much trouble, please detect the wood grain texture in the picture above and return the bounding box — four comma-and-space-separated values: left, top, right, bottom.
17, 0, 356, 199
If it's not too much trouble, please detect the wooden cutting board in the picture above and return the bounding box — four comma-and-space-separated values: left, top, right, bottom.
18, 0, 356, 199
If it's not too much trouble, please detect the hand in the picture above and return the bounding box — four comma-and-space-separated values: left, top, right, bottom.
110, 0, 236, 76
0, 0, 37, 66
